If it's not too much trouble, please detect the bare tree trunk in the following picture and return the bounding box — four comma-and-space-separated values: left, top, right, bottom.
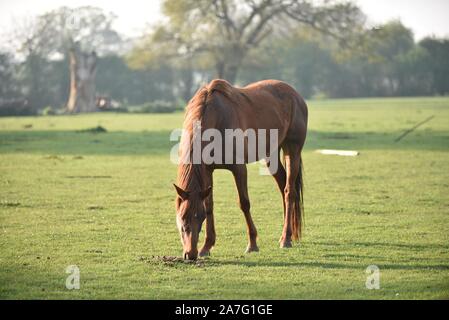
181, 57, 194, 102
223, 64, 239, 84
215, 46, 244, 83
66, 44, 97, 113
216, 61, 240, 84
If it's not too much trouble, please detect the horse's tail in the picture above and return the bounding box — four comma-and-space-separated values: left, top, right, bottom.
291, 155, 304, 241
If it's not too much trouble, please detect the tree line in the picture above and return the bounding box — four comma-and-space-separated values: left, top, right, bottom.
0, 1, 448, 115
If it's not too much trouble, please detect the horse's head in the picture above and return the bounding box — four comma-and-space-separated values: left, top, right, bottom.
174, 184, 211, 260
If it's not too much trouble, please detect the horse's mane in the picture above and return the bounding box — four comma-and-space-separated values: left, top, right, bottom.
185, 79, 235, 120
177, 79, 235, 191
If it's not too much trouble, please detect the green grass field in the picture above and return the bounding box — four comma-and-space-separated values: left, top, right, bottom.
1, 97, 448, 299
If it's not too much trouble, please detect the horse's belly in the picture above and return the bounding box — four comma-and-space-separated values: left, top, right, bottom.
217, 115, 287, 165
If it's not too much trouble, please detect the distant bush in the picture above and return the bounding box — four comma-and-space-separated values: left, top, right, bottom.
0, 99, 36, 116
77, 126, 108, 133
99, 106, 129, 113
128, 100, 181, 114
41, 106, 56, 116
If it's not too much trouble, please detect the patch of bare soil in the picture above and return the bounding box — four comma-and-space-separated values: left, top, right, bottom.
139, 255, 206, 267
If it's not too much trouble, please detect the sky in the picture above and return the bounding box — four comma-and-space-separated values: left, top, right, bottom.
0, 0, 448, 41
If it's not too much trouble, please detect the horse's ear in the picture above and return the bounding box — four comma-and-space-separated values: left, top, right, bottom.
200, 186, 212, 200
174, 184, 189, 201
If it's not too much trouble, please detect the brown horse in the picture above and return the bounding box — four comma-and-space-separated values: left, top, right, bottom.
174, 79, 308, 260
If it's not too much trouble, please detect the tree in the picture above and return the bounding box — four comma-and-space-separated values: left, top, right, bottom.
316, 20, 417, 97
6, 17, 48, 109
131, 0, 365, 85
362, 21, 415, 95
419, 38, 449, 95
237, 30, 336, 99
66, 44, 97, 112
35, 6, 122, 58
368, 21, 415, 60
11, 6, 122, 112
394, 46, 432, 96
0, 52, 19, 99
126, 26, 202, 102
37, 7, 121, 112
97, 55, 176, 105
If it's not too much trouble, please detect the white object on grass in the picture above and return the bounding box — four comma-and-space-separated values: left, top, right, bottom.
316, 149, 360, 157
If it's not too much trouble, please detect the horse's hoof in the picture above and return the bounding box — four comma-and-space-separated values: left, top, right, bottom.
245, 245, 259, 253
199, 250, 210, 257
280, 241, 292, 248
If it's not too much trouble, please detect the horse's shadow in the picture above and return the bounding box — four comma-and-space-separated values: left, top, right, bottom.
206, 240, 449, 271
212, 259, 449, 271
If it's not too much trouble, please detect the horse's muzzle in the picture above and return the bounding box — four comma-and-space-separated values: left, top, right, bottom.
183, 251, 198, 261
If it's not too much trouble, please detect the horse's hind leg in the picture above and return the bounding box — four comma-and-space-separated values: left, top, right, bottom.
231, 165, 259, 253
280, 143, 301, 248
267, 148, 286, 217
267, 149, 287, 242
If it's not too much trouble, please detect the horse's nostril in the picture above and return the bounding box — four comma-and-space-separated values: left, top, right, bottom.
183, 252, 197, 261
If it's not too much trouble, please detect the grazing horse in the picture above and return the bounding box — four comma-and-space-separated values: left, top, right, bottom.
174, 79, 308, 260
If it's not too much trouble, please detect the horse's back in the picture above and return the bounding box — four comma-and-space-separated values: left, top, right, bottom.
242, 79, 307, 117
204, 79, 308, 146
248, 80, 308, 146
240, 80, 307, 140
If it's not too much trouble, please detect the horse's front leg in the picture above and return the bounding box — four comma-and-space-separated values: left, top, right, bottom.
231, 165, 259, 253
199, 183, 215, 257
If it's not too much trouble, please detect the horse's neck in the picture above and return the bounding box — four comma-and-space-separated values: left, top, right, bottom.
180, 163, 211, 191
179, 106, 214, 191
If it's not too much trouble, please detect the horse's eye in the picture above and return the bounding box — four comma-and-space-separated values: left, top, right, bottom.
195, 212, 206, 222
